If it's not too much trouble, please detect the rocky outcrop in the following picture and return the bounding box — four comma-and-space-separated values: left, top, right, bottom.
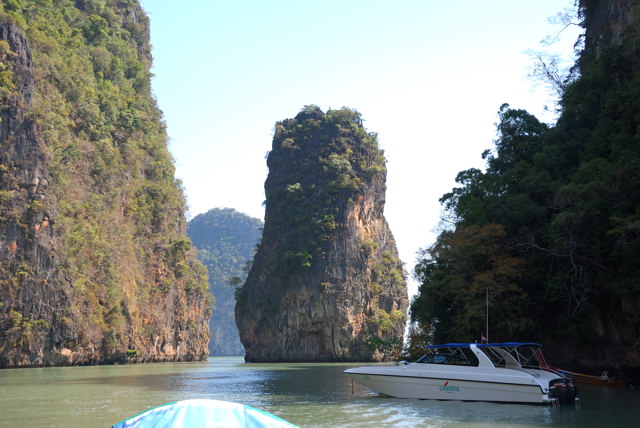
0, 3, 210, 367
236, 106, 408, 362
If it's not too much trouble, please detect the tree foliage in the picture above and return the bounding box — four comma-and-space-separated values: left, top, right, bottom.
412, 224, 532, 343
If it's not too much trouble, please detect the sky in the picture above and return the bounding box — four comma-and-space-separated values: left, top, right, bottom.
138, 0, 582, 296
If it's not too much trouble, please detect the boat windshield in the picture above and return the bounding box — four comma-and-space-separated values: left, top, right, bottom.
416, 346, 479, 367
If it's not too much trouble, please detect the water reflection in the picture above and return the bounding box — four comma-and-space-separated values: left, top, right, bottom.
0, 357, 637, 427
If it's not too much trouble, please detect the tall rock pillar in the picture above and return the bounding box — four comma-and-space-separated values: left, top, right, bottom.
236, 106, 408, 362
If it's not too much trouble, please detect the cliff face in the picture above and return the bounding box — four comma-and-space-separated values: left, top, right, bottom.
561, 0, 640, 378
0, 2, 210, 367
0, 17, 62, 366
187, 208, 262, 356
581, 0, 640, 63
236, 106, 408, 362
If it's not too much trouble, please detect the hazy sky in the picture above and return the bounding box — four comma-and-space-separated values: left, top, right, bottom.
138, 0, 582, 295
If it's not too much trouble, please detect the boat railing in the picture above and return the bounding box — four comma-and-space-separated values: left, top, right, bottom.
482, 344, 567, 375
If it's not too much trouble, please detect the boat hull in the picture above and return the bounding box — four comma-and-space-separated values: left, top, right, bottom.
345, 369, 553, 404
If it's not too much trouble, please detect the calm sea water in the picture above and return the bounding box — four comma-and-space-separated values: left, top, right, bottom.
0, 357, 638, 427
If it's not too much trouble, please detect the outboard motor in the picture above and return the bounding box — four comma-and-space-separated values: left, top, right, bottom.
549, 376, 577, 405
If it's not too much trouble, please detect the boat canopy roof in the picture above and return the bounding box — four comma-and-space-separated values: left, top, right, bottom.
426, 342, 542, 349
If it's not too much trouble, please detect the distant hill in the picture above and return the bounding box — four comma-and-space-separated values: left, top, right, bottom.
188, 208, 262, 356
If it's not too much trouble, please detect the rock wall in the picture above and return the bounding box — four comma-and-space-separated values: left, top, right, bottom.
0, 18, 67, 367
580, 0, 640, 64
236, 106, 408, 362
0, 3, 210, 367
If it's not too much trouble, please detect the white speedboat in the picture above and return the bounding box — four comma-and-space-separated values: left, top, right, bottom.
344, 342, 577, 405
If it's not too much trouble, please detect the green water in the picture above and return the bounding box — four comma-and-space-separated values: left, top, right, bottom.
0, 357, 638, 427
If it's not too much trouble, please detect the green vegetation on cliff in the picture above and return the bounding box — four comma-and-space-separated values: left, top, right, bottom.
410, 1, 640, 373
0, 0, 211, 366
265, 105, 386, 274
187, 208, 262, 356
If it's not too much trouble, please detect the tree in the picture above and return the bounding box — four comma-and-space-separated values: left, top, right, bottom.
411, 223, 532, 343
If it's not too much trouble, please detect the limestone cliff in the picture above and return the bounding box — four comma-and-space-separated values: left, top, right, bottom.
236, 106, 408, 362
0, 1, 210, 367
580, 0, 640, 64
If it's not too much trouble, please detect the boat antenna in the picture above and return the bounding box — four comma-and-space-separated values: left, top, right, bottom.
485, 287, 489, 343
